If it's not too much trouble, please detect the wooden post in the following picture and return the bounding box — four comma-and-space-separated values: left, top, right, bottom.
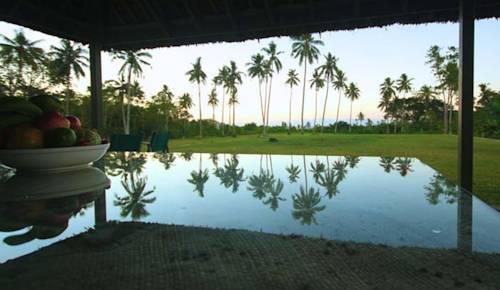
458, 0, 474, 192
457, 0, 474, 253
90, 42, 103, 132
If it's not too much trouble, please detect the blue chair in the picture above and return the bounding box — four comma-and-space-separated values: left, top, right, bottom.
148, 132, 170, 152
109, 134, 143, 152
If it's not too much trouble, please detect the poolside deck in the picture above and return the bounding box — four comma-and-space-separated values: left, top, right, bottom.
1, 222, 499, 289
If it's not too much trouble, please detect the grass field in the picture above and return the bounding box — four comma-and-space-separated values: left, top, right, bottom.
170, 133, 500, 207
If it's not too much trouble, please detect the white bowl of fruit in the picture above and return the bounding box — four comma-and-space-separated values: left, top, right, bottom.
0, 95, 109, 173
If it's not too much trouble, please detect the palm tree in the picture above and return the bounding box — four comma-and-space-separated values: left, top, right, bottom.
188, 153, 209, 197
213, 65, 231, 135
154, 153, 176, 170
309, 69, 325, 128
378, 77, 396, 133
292, 186, 326, 225
178, 93, 193, 138
396, 73, 413, 132
285, 69, 300, 134
263, 179, 285, 211
262, 42, 283, 135
345, 156, 361, 168
309, 160, 326, 182
333, 68, 347, 133
356, 112, 365, 125
226, 61, 243, 136
345, 82, 360, 133
318, 53, 337, 133
0, 30, 45, 94
114, 172, 156, 220
246, 53, 267, 130
207, 87, 218, 124
424, 173, 459, 205
152, 85, 175, 131
247, 170, 273, 200
291, 34, 324, 134
186, 57, 207, 138
417, 85, 436, 103
111, 50, 152, 134
317, 168, 339, 199
49, 39, 88, 114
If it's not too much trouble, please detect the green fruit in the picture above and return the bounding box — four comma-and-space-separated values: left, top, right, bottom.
29, 95, 63, 113
0, 113, 33, 132
0, 98, 42, 117
76, 129, 102, 146
44, 128, 76, 148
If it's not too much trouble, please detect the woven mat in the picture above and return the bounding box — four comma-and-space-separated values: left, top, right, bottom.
1, 222, 499, 290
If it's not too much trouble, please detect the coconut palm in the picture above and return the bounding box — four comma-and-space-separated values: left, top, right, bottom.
317, 168, 339, 199
186, 57, 207, 138
395, 157, 413, 177
424, 173, 459, 205
207, 87, 218, 124
226, 61, 243, 136
188, 153, 209, 197
309, 69, 325, 128
379, 157, 396, 173
247, 170, 274, 200
378, 77, 396, 133
332, 159, 348, 181
345, 82, 360, 133
263, 179, 285, 211
180, 151, 194, 161
291, 186, 326, 225
318, 53, 337, 133
309, 160, 326, 182
345, 156, 361, 168
178, 93, 193, 138
356, 112, 365, 125
49, 39, 88, 114
396, 73, 413, 132
225, 155, 245, 193
286, 164, 301, 183
290, 34, 324, 134
246, 53, 267, 129
333, 68, 347, 133
154, 153, 176, 170
285, 69, 300, 134
152, 85, 174, 130
416, 85, 436, 103
262, 42, 283, 134
213, 65, 231, 135
111, 50, 151, 134
0, 30, 45, 94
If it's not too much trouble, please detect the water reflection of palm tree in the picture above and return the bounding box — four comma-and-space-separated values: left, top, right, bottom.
114, 172, 156, 220
345, 156, 361, 169
263, 179, 284, 211
317, 168, 339, 198
379, 157, 396, 173
214, 154, 244, 193
395, 157, 413, 177
154, 153, 176, 170
309, 159, 325, 182
332, 158, 348, 181
188, 153, 209, 197
424, 173, 459, 205
247, 170, 272, 200
285, 156, 301, 183
291, 155, 326, 225
180, 151, 194, 161
208, 153, 219, 168
107, 152, 156, 221
292, 186, 326, 225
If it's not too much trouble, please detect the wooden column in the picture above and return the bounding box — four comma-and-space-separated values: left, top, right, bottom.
457, 0, 474, 253
458, 0, 474, 192
90, 42, 103, 132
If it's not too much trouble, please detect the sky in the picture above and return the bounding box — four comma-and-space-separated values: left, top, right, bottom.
1, 19, 499, 125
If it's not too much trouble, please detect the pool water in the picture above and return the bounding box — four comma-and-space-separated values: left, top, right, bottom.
1, 152, 500, 262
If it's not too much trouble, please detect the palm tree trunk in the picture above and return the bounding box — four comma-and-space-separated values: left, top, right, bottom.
266, 77, 272, 134
125, 67, 132, 134
314, 89, 318, 129
232, 102, 236, 136
263, 78, 269, 136
221, 89, 225, 136
212, 105, 215, 124
258, 79, 265, 133
349, 100, 353, 133
448, 92, 453, 134
321, 78, 330, 134
198, 82, 202, 138
300, 62, 307, 134
303, 155, 308, 188
334, 88, 342, 133
65, 77, 71, 115
442, 91, 448, 134
165, 106, 169, 131
288, 85, 292, 134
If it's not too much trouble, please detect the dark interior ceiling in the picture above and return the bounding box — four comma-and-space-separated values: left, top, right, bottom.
0, 0, 499, 50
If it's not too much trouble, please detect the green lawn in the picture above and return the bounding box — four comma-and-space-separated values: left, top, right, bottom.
170, 133, 500, 207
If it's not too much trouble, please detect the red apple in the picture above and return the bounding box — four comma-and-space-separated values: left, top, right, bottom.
35, 112, 70, 132
66, 115, 81, 131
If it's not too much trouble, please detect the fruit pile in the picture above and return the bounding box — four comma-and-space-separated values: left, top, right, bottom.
0, 95, 105, 149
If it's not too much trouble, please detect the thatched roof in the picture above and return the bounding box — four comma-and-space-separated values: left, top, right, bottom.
1, 0, 500, 50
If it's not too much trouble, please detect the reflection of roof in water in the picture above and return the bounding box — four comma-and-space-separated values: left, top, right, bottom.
1, 222, 499, 289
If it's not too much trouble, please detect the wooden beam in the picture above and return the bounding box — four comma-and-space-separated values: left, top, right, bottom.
90, 42, 103, 132
183, 0, 202, 32
144, 0, 171, 37
224, 0, 238, 30
264, 0, 275, 25
458, 0, 474, 192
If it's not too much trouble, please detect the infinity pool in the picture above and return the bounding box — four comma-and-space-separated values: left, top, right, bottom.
1, 152, 500, 262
